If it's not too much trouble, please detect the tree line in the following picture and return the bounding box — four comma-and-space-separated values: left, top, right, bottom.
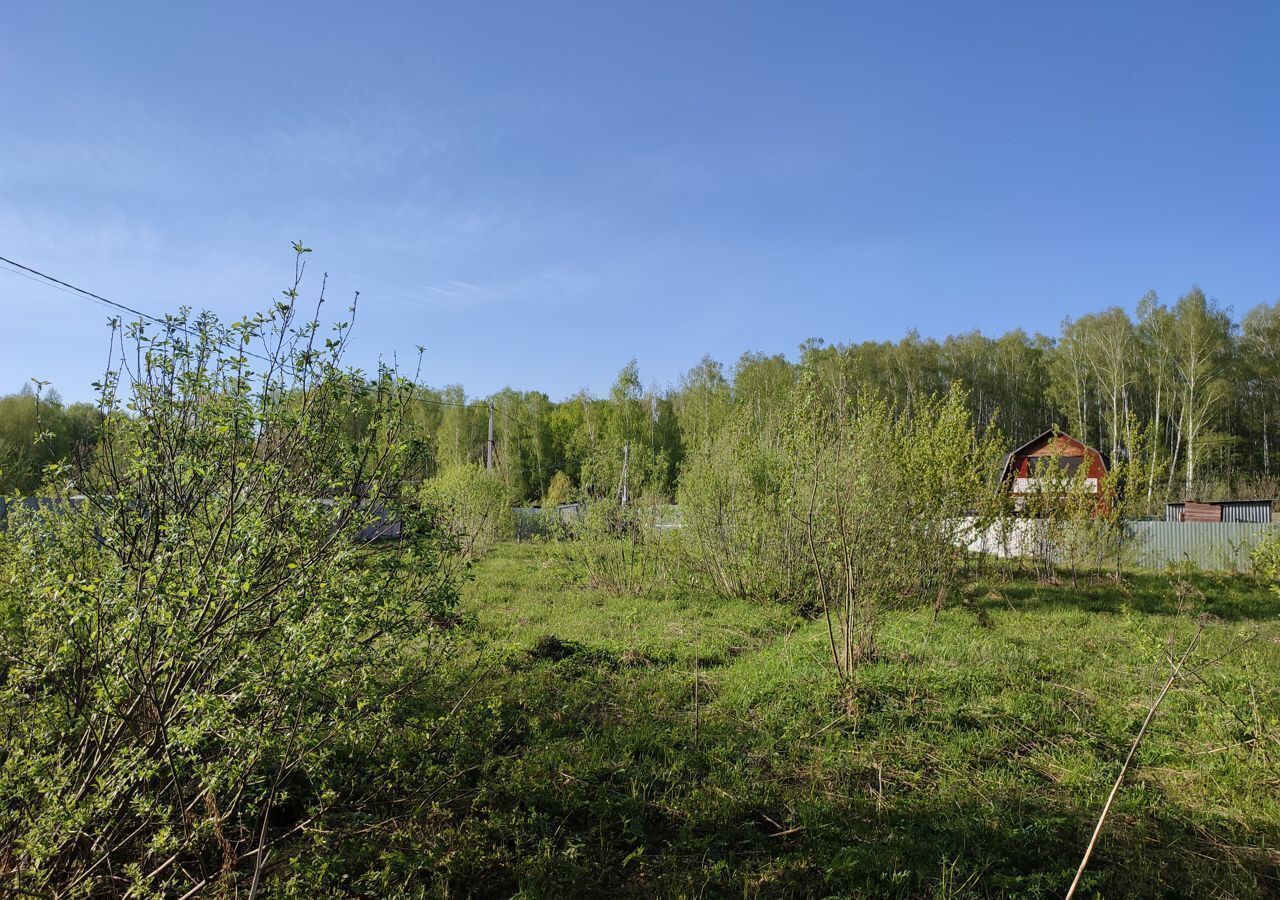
4, 285, 1277, 508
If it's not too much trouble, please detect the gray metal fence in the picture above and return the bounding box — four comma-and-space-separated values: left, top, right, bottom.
960, 517, 1279, 573
1122, 521, 1277, 572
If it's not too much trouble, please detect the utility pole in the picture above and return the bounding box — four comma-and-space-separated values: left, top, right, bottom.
620, 442, 629, 507
486, 402, 495, 470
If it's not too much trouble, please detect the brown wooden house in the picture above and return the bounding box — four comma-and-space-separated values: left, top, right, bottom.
999, 429, 1111, 514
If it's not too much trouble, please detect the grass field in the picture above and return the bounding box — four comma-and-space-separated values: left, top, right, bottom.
317, 543, 1280, 898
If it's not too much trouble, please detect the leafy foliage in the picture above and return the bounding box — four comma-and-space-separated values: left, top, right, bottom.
553, 498, 671, 597
792, 382, 1005, 678
422, 462, 515, 560
1251, 528, 1280, 594
300, 542, 1280, 899
0, 384, 100, 493
678, 402, 810, 607
0, 254, 461, 896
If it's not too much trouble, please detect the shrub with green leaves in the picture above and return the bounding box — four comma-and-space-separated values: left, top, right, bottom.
422, 462, 515, 559
1251, 528, 1280, 593
1020, 436, 1110, 583
541, 469, 574, 507
792, 382, 1002, 678
678, 365, 1002, 679
677, 405, 811, 606
0, 251, 460, 896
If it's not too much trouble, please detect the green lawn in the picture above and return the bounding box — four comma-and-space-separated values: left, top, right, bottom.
309, 543, 1280, 898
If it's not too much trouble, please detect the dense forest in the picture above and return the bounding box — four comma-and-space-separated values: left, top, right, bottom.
4, 285, 1278, 508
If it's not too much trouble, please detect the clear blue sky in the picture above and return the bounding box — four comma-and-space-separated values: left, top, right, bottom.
1, 2, 1276, 402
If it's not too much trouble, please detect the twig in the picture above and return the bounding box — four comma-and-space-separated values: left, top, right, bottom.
693, 651, 701, 750
1065, 623, 1202, 899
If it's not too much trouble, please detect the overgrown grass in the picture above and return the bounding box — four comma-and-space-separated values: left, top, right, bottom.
277, 543, 1280, 898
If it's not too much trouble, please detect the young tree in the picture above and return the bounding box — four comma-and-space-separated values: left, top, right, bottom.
792, 374, 1001, 682
542, 469, 574, 507
578, 361, 674, 501
434, 383, 486, 469
731, 351, 795, 439
1081, 308, 1135, 462
1047, 317, 1096, 446
673, 354, 731, 452
677, 403, 809, 605
0, 384, 103, 494
1021, 436, 1101, 584
1135, 292, 1176, 504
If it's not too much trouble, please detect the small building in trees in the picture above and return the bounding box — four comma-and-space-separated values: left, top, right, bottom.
999, 429, 1111, 514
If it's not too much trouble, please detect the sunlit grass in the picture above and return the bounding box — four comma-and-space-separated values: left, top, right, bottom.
301, 542, 1280, 898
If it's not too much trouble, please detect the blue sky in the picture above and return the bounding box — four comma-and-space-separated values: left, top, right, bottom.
1, 2, 1276, 402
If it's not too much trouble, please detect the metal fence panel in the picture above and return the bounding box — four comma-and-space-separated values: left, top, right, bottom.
1122, 521, 1277, 572
959, 516, 1278, 573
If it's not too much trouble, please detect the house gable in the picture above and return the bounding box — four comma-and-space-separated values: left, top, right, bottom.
1001, 428, 1111, 513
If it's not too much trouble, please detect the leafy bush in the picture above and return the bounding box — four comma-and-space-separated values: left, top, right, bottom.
678, 366, 1001, 679
1251, 528, 1280, 592
541, 469, 575, 507
1019, 436, 1111, 583
0, 254, 461, 896
677, 405, 811, 606
793, 384, 1002, 677
0, 384, 101, 494
422, 462, 515, 559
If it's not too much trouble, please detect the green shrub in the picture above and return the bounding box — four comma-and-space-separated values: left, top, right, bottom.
541, 469, 575, 507
422, 463, 515, 559
0, 256, 461, 896
677, 405, 811, 606
1251, 528, 1280, 592
678, 374, 1003, 675
791, 384, 1001, 676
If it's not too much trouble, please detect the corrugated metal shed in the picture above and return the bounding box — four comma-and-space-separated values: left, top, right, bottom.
1165, 499, 1274, 524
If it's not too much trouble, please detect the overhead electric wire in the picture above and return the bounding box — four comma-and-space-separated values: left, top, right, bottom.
0, 252, 302, 375
0, 259, 107, 306
1, 253, 577, 477
0, 254, 164, 323
416, 394, 486, 410
0, 255, 555, 411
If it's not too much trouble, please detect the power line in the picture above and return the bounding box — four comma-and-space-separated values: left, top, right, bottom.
492, 404, 537, 431
1, 252, 580, 465
0, 254, 161, 323
512, 458, 571, 475
0, 252, 300, 375
0, 260, 105, 306
416, 394, 486, 410
0, 257, 560, 416
1, 254, 568, 474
